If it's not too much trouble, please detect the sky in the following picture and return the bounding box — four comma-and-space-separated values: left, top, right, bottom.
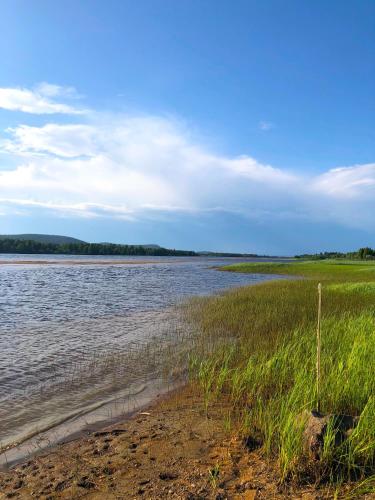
0, 0, 374, 255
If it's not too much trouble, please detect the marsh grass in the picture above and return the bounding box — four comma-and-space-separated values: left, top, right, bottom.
185, 260, 375, 493
328, 282, 375, 294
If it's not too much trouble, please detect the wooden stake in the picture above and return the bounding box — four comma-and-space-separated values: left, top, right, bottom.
316, 283, 322, 412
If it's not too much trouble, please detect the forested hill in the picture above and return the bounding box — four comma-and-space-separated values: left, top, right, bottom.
0, 234, 86, 245
0, 238, 196, 256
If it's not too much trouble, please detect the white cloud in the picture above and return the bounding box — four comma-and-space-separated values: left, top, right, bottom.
259, 121, 274, 131
0, 90, 374, 231
3, 124, 97, 158
34, 82, 82, 99
0, 115, 298, 220
313, 163, 375, 199
0, 84, 87, 115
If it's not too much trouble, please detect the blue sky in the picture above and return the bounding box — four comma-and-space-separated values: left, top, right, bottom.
0, 0, 374, 254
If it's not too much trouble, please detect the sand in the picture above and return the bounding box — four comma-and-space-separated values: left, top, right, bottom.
0, 386, 340, 499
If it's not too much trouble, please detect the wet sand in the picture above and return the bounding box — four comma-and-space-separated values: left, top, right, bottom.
0, 385, 331, 499
0, 378, 177, 468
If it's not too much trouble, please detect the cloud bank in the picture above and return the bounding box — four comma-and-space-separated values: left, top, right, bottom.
0, 84, 374, 233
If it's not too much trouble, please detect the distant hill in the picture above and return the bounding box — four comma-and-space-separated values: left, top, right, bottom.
0, 234, 86, 245
0, 235, 196, 256
197, 251, 277, 258
99, 243, 161, 249
140, 244, 161, 249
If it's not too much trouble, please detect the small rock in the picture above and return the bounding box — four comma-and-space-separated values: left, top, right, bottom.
77, 477, 95, 489
303, 410, 359, 460
215, 493, 226, 500
111, 429, 127, 436
102, 466, 114, 475
159, 471, 178, 480
243, 436, 262, 452
93, 431, 110, 437
13, 479, 24, 489
139, 479, 150, 485
55, 480, 69, 491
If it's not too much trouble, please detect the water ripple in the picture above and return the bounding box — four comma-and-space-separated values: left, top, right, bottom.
0, 255, 282, 447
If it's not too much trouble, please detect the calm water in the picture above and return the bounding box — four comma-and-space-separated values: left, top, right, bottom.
0, 255, 282, 450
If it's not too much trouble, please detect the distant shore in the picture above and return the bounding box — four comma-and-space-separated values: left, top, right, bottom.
0, 259, 167, 265
0, 256, 291, 265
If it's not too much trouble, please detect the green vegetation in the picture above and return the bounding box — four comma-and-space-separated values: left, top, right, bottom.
0, 233, 86, 245
328, 282, 375, 295
187, 260, 375, 494
0, 233, 281, 257
296, 246, 375, 260
0, 238, 196, 256
220, 259, 375, 280
0, 234, 274, 257
198, 250, 277, 257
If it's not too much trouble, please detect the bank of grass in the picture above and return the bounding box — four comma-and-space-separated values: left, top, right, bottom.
186, 260, 375, 495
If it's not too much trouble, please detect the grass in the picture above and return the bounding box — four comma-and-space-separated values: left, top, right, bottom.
328, 282, 375, 295
185, 260, 375, 495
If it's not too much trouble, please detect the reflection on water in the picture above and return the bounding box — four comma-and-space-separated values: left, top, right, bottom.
0, 255, 283, 450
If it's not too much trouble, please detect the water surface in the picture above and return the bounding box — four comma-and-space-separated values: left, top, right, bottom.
0, 255, 283, 451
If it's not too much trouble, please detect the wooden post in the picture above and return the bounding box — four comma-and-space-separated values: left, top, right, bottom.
316, 283, 322, 412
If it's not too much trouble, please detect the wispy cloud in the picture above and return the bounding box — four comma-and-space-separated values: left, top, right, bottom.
34, 82, 82, 99
259, 121, 274, 131
0, 198, 135, 220
3, 124, 97, 158
313, 164, 375, 199
0, 83, 87, 115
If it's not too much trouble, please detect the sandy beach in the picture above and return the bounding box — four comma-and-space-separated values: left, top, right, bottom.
0, 385, 330, 500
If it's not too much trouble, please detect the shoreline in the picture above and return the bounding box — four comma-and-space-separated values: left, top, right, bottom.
0, 384, 324, 499
0, 260, 275, 477
0, 259, 172, 265
0, 380, 182, 471
0, 256, 295, 266
0, 378, 181, 471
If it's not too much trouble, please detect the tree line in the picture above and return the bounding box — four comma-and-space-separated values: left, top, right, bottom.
295, 247, 375, 260
0, 238, 197, 256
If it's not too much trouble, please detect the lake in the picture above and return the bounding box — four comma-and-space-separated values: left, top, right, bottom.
0, 255, 284, 460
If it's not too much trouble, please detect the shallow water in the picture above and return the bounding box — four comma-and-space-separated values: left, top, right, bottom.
0, 255, 283, 450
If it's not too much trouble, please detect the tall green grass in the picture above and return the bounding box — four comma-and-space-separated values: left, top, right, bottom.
186, 260, 375, 493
